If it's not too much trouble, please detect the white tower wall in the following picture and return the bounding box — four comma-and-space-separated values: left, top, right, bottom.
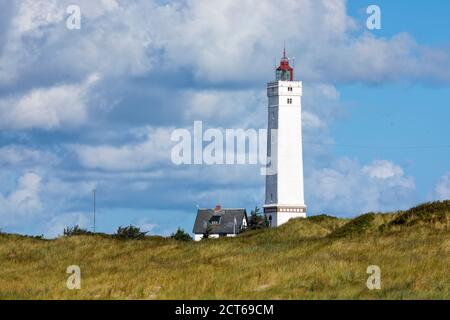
264, 81, 306, 227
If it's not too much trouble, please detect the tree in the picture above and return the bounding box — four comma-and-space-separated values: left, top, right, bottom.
114, 225, 148, 240
170, 228, 193, 241
64, 225, 92, 236
202, 223, 213, 240
248, 206, 269, 230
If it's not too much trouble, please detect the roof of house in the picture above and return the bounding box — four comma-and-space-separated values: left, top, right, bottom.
192, 208, 247, 234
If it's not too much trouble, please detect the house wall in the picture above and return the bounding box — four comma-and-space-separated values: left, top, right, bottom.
194, 233, 237, 241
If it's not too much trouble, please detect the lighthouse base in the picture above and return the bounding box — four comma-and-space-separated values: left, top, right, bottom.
263, 205, 307, 227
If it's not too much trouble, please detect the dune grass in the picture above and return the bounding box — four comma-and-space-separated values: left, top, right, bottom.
0, 201, 449, 300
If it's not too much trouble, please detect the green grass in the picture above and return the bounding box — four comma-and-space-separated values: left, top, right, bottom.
0, 201, 449, 300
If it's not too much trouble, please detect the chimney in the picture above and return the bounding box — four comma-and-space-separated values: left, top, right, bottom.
214, 204, 222, 212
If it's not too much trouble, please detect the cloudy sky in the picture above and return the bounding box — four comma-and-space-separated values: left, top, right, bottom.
0, 0, 449, 237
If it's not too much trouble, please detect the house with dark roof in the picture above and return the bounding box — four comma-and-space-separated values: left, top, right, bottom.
192, 205, 248, 241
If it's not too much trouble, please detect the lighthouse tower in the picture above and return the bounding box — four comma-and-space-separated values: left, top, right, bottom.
264, 48, 307, 227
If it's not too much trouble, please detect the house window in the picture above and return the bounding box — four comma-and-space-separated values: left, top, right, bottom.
287, 98, 292, 104
288, 87, 292, 92
209, 215, 221, 225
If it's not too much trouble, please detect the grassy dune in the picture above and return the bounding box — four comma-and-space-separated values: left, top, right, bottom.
0, 201, 449, 300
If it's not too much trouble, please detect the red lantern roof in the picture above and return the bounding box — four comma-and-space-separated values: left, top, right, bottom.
276, 47, 294, 81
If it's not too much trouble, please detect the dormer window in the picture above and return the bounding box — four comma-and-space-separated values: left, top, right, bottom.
209, 215, 221, 225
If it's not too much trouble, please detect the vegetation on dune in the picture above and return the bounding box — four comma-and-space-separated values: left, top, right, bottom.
114, 225, 148, 240
306, 214, 347, 233
0, 230, 45, 240
330, 213, 376, 238
0, 201, 449, 299
387, 200, 450, 228
64, 225, 93, 237
170, 228, 193, 241
246, 206, 269, 231
306, 214, 338, 223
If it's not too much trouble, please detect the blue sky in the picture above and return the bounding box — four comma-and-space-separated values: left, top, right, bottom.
0, 0, 449, 237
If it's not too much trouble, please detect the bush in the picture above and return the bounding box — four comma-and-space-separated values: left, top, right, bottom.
330, 213, 376, 238
388, 200, 450, 227
202, 223, 213, 240
30, 234, 45, 240
170, 228, 193, 241
247, 206, 269, 230
114, 225, 148, 240
64, 225, 92, 236
307, 214, 338, 223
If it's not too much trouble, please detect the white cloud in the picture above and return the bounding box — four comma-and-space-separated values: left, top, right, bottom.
0, 74, 100, 130
44, 211, 90, 238
314, 33, 450, 83
0, 173, 43, 224
1, 0, 449, 85
0, 0, 64, 84
135, 218, 158, 234
163, 1, 450, 83
74, 127, 174, 171
181, 83, 340, 130
362, 160, 404, 179
44, 177, 96, 200
11, 0, 64, 35
434, 173, 450, 200
183, 89, 265, 127
303, 111, 326, 130
0, 0, 159, 84
0, 169, 96, 234
164, 0, 354, 82
307, 158, 415, 214
0, 145, 58, 166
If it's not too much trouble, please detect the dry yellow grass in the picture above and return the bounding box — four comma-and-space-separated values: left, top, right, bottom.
0, 205, 449, 300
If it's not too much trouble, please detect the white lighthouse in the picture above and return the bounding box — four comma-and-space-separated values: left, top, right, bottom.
264, 48, 307, 227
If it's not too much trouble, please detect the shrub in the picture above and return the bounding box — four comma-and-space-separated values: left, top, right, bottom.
388, 200, 450, 227
247, 206, 269, 230
202, 223, 213, 240
30, 234, 45, 240
330, 213, 376, 238
114, 225, 148, 240
64, 225, 92, 236
307, 214, 338, 223
170, 228, 193, 241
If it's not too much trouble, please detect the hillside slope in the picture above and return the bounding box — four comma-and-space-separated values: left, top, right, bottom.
0, 201, 449, 299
